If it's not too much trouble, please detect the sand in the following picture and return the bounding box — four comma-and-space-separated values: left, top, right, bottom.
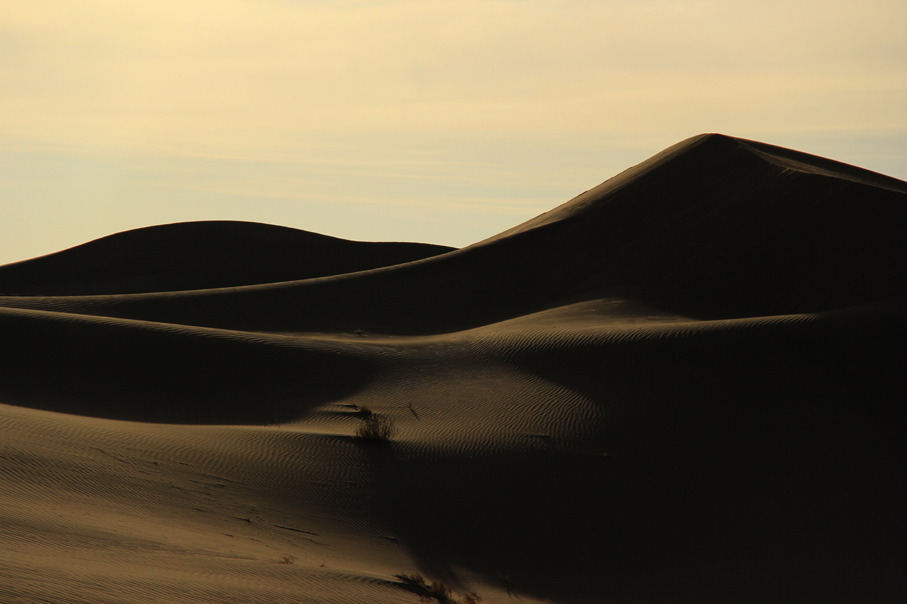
1, 134, 905, 603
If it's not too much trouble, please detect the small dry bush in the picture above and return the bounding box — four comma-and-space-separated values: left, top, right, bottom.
395, 574, 480, 603
428, 580, 452, 601
355, 413, 395, 441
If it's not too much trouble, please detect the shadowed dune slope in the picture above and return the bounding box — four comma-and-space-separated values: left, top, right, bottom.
0, 305, 378, 424
1, 134, 906, 334
0, 220, 455, 295
1, 134, 906, 603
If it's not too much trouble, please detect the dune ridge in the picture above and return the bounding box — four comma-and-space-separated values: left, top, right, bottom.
0, 220, 455, 295
1, 134, 905, 603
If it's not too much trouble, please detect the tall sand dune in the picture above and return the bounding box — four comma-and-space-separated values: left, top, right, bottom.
2, 134, 906, 333
1, 134, 905, 603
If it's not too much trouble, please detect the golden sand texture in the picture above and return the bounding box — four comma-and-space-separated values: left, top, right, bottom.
1, 134, 905, 603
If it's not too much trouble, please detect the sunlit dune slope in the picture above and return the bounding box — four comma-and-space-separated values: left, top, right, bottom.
0, 220, 454, 295
2, 302, 906, 603
1, 134, 905, 333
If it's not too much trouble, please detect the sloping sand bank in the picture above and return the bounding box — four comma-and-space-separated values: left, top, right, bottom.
2, 134, 905, 603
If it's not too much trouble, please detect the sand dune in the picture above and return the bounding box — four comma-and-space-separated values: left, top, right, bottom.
1, 134, 905, 603
0, 220, 454, 295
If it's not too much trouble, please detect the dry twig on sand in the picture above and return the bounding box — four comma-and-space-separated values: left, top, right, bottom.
355, 413, 395, 441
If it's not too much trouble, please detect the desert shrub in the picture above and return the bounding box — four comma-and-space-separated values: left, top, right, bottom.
394, 573, 479, 603
355, 413, 395, 441
397, 573, 425, 585
427, 580, 452, 600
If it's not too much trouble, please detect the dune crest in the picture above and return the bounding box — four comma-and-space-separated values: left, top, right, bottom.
0, 220, 455, 295
1, 135, 905, 603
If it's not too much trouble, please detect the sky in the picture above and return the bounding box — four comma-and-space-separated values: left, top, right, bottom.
2, 0, 906, 265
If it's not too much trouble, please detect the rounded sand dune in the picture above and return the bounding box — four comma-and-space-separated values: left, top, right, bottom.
0, 220, 455, 296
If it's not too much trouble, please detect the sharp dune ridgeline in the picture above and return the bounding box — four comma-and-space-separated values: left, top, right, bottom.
1, 134, 905, 603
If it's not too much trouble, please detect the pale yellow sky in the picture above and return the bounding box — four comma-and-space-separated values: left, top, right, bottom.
2, 0, 906, 264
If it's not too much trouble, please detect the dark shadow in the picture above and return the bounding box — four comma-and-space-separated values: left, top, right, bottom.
0, 309, 377, 424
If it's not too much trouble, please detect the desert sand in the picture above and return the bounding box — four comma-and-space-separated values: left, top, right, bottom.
1, 133, 905, 603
